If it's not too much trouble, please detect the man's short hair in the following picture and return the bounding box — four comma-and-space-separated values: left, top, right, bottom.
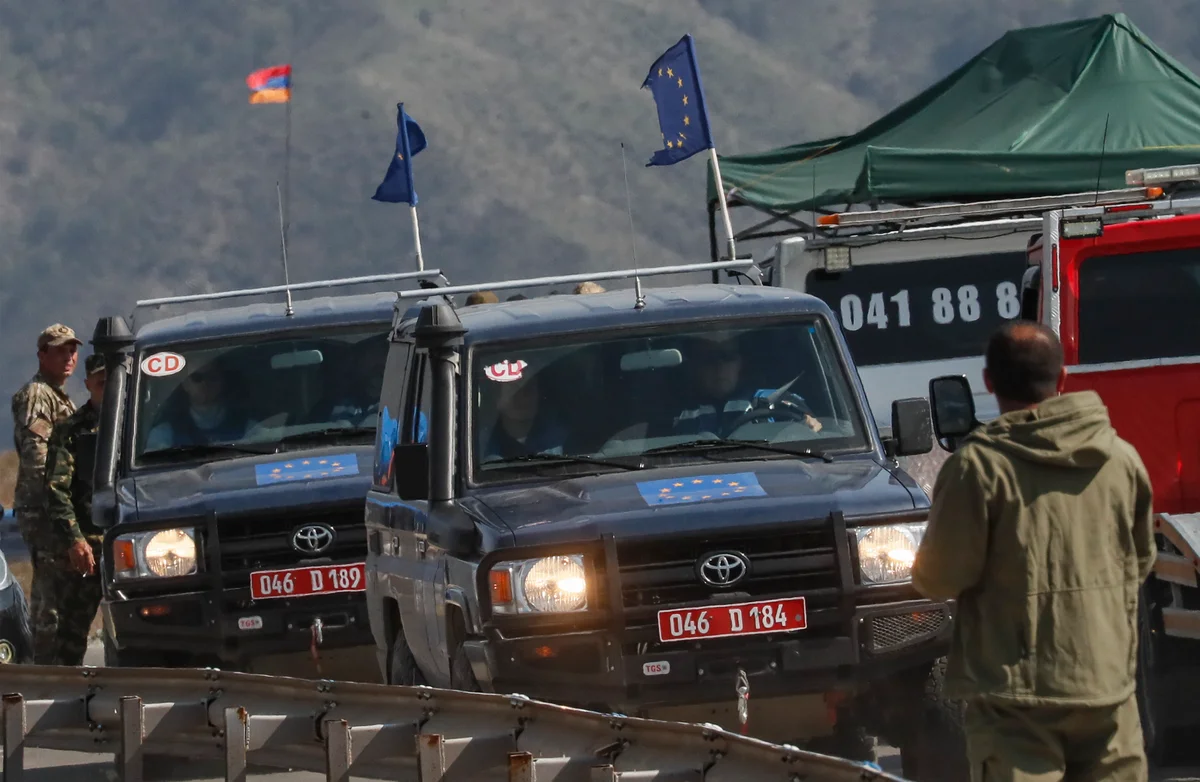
84, 354, 106, 375
574, 281, 605, 294
985, 321, 1064, 405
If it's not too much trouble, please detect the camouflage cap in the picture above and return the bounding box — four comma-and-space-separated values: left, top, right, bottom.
37, 323, 82, 350
85, 354, 106, 375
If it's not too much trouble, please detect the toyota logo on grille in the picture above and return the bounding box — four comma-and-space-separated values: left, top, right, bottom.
697, 551, 750, 587
292, 523, 335, 555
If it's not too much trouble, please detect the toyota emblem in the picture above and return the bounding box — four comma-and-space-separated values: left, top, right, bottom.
292, 523, 336, 555
697, 551, 750, 587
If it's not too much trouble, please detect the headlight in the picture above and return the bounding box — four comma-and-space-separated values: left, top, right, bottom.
489, 555, 588, 614
855, 523, 926, 585
114, 528, 198, 580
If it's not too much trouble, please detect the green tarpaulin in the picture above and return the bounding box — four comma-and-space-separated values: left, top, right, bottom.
709, 14, 1200, 214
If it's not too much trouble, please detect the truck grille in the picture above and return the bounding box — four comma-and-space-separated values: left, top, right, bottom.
216, 505, 366, 586
614, 526, 842, 632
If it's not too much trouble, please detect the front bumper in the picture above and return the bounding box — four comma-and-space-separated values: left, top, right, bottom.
470, 512, 952, 712
103, 585, 372, 665
469, 598, 951, 711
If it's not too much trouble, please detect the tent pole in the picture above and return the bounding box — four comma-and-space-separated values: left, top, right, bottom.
708, 148, 737, 260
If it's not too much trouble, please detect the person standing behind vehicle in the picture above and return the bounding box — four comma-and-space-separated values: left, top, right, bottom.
10, 324, 80, 664
43, 354, 106, 665
912, 321, 1155, 782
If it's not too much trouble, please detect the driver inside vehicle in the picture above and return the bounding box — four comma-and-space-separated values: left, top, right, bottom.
672, 332, 822, 438
145, 362, 254, 451
480, 369, 567, 461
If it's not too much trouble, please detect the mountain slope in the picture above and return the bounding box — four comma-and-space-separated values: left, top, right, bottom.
1, 0, 1197, 445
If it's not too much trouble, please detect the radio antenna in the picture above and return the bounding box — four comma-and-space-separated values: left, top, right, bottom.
1093, 113, 1111, 206
620, 142, 645, 310
276, 180, 294, 316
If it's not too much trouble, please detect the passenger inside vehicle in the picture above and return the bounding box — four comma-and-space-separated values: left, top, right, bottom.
144, 361, 254, 451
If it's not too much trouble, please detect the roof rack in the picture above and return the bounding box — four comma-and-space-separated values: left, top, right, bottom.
135, 269, 448, 309
816, 186, 1166, 230
396, 260, 758, 301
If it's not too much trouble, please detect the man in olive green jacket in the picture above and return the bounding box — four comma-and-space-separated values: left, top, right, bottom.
912, 321, 1155, 782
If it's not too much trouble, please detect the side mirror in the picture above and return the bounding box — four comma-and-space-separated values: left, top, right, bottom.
392, 443, 429, 502
888, 398, 933, 456
76, 431, 99, 488
929, 375, 979, 444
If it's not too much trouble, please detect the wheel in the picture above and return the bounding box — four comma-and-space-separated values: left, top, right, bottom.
7, 580, 34, 664
1136, 586, 1170, 766
898, 658, 969, 782
450, 643, 481, 692
388, 627, 427, 686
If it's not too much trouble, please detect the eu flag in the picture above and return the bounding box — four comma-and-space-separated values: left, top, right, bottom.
642, 34, 715, 167
255, 454, 360, 486
372, 103, 427, 205
636, 472, 766, 506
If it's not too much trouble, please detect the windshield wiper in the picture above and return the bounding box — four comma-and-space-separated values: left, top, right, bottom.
140, 442, 278, 460
274, 426, 375, 444
481, 452, 644, 471
643, 438, 835, 463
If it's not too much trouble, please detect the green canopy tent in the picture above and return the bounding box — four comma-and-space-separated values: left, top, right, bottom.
706, 13, 1200, 255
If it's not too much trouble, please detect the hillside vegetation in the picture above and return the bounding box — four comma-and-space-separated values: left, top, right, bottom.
1, 1, 1197, 444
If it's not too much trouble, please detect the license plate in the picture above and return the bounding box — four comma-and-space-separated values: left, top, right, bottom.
657, 597, 807, 643
250, 563, 366, 600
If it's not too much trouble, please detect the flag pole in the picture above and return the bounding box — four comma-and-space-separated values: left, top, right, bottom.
410, 206, 425, 272
708, 148, 736, 260
283, 77, 292, 248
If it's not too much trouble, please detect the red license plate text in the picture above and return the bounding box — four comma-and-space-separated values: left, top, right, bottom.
250, 562, 366, 600
657, 597, 807, 642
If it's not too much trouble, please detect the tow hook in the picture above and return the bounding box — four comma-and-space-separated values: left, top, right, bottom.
736, 667, 750, 735
310, 617, 324, 676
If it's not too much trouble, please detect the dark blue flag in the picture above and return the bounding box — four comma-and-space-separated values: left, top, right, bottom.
372, 103, 427, 205
642, 34, 715, 167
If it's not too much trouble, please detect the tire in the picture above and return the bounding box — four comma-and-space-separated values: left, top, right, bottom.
450, 643, 481, 692
1136, 586, 1170, 766
8, 580, 34, 664
388, 628, 427, 686
899, 658, 969, 782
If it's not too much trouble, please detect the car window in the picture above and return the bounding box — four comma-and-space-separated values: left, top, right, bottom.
1077, 246, 1200, 365
470, 318, 870, 478
133, 327, 388, 464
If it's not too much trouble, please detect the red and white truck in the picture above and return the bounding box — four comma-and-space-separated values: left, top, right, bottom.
762, 163, 1200, 761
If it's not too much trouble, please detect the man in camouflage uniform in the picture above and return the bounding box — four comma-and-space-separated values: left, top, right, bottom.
11, 323, 81, 663
44, 354, 106, 665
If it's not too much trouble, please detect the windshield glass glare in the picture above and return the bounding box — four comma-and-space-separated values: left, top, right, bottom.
472, 319, 868, 475
133, 328, 388, 463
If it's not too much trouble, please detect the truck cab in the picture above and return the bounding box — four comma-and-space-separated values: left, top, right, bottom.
87, 272, 441, 679
817, 164, 1200, 761
365, 262, 970, 777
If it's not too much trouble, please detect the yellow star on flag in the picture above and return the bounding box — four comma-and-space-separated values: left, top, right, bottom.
682, 95, 688, 105
396, 153, 404, 161
666, 67, 674, 78
658, 68, 663, 76
692, 479, 703, 484
729, 481, 740, 486
683, 115, 690, 126
677, 77, 683, 87
673, 482, 684, 487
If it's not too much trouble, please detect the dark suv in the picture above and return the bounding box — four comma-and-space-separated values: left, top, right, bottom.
365, 274, 967, 778
87, 286, 416, 679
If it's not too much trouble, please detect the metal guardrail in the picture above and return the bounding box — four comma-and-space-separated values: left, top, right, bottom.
0, 665, 904, 782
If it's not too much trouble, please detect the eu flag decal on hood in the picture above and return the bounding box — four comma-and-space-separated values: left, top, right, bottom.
637, 472, 766, 506
256, 454, 360, 486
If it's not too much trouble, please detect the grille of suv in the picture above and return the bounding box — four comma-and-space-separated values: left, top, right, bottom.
614, 526, 842, 633
217, 505, 366, 587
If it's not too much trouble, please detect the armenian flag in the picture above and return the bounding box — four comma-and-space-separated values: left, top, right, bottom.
247, 64, 292, 104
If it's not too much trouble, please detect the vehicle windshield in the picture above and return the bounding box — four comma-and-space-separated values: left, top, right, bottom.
471, 318, 869, 477
133, 327, 388, 464
804, 251, 1027, 366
